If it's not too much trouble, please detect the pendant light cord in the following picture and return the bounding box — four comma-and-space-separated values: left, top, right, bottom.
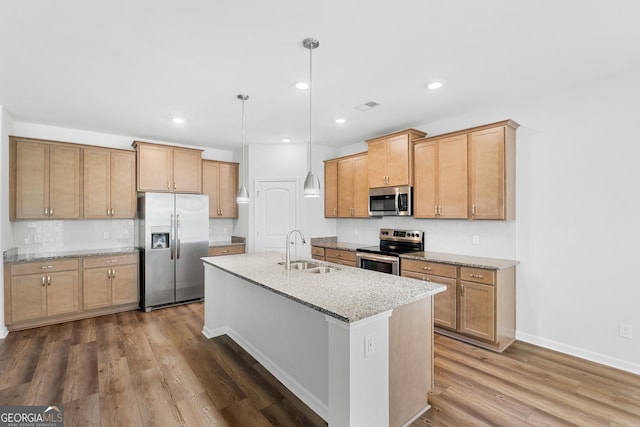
241, 97, 246, 187
308, 42, 313, 172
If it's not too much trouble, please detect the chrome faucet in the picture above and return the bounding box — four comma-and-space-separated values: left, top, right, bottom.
285, 229, 306, 270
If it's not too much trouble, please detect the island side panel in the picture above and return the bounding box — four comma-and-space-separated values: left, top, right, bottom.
202, 264, 329, 419
389, 297, 433, 426
326, 312, 392, 427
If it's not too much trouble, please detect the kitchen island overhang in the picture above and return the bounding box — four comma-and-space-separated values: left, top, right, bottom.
201, 252, 445, 427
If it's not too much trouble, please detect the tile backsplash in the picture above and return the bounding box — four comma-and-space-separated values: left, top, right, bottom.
11, 220, 135, 254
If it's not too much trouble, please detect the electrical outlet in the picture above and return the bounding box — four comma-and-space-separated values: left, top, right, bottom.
472, 235, 480, 245
364, 333, 375, 358
103, 232, 110, 240
619, 323, 633, 339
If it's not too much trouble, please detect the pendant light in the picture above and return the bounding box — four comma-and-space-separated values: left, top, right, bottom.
236, 94, 250, 203
302, 37, 321, 198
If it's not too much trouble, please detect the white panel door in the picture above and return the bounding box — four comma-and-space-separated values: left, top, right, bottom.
254, 179, 297, 256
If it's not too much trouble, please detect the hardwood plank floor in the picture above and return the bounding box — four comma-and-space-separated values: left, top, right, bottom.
0, 303, 638, 426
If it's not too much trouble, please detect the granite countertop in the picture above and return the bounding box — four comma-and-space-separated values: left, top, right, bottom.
209, 236, 246, 248
309, 241, 363, 252
401, 251, 518, 270
3, 247, 139, 264
202, 251, 446, 323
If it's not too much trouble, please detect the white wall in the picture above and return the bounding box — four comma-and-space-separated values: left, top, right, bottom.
1, 106, 15, 338
410, 69, 639, 373
245, 142, 338, 257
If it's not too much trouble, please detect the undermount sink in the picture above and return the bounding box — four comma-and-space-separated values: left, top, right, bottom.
279, 260, 335, 273
306, 266, 334, 274
289, 261, 320, 270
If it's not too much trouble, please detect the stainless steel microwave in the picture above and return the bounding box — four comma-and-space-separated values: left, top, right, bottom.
368, 186, 412, 216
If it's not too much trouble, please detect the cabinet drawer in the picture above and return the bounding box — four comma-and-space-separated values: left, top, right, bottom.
402, 259, 457, 278
325, 249, 356, 262
326, 257, 356, 267
82, 253, 138, 269
311, 246, 325, 257
11, 259, 79, 276
460, 267, 496, 285
209, 245, 245, 256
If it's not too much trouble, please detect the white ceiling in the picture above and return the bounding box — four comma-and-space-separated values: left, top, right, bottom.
1, 0, 639, 149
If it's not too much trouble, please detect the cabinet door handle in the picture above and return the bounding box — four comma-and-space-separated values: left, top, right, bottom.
42, 275, 46, 286
222, 250, 229, 254
107, 208, 110, 216
334, 208, 337, 216
470, 273, 484, 279
167, 180, 170, 190
422, 266, 432, 271
460, 284, 464, 295
47, 275, 51, 286
112, 268, 116, 278
49, 208, 53, 216
107, 269, 111, 279
40, 265, 53, 269
44, 208, 49, 216
439, 206, 442, 215
174, 182, 177, 191
106, 259, 117, 263
471, 205, 476, 216
111, 208, 115, 216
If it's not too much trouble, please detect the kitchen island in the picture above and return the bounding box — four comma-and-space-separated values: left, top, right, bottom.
201, 252, 445, 427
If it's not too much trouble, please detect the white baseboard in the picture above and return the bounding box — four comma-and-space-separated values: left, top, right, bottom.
225, 328, 329, 421
201, 325, 227, 339
516, 332, 640, 375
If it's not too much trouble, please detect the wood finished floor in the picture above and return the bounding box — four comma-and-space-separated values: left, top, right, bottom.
0, 303, 638, 427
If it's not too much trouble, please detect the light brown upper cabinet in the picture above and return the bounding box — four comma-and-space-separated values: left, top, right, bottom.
10, 137, 81, 220
133, 141, 203, 193
337, 153, 369, 218
468, 121, 518, 220
324, 159, 338, 218
413, 134, 468, 219
83, 148, 136, 219
366, 129, 426, 189
202, 160, 238, 218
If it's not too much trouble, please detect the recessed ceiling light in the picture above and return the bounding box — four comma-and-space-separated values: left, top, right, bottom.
335, 118, 346, 124
295, 82, 309, 90
172, 117, 185, 124
427, 81, 443, 90
282, 138, 291, 143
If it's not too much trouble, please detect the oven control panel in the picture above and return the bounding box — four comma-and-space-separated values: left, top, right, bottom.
379, 228, 424, 243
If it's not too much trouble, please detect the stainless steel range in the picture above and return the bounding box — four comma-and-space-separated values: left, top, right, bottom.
356, 228, 424, 275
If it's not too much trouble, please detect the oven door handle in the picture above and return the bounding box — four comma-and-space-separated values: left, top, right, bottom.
357, 252, 400, 263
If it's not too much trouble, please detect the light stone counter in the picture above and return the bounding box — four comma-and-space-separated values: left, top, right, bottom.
401, 251, 518, 270
202, 251, 445, 322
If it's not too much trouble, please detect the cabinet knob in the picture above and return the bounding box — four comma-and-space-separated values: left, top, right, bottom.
422, 266, 432, 271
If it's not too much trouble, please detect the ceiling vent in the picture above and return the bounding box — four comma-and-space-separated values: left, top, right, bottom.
355, 100, 382, 112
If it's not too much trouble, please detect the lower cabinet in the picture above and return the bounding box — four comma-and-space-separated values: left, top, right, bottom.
311, 246, 325, 261
208, 245, 245, 256
4, 253, 139, 331
325, 249, 356, 267
82, 253, 139, 310
401, 259, 515, 352
8, 259, 81, 324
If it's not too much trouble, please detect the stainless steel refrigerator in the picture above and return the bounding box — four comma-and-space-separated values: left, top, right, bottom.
138, 193, 209, 311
